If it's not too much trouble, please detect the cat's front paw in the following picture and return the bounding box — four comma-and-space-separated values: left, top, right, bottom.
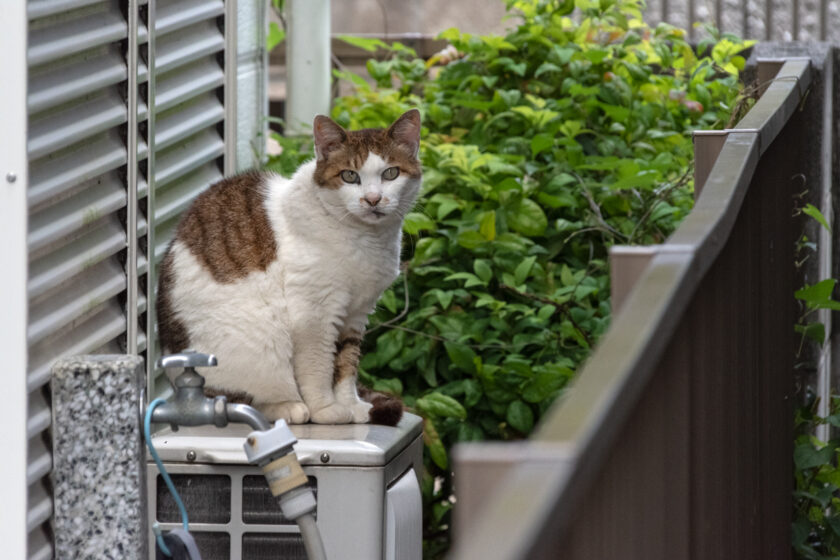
261, 401, 310, 424
310, 402, 353, 424
348, 401, 373, 423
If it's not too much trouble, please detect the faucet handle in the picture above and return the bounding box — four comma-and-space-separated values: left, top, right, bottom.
157, 349, 218, 369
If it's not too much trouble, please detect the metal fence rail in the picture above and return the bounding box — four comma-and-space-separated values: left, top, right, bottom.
645, 0, 836, 42
452, 56, 815, 559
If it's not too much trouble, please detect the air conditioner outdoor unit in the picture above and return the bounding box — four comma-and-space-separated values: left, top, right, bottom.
147, 414, 424, 560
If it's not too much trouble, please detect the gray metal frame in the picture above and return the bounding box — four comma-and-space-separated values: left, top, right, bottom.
0, 1, 31, 557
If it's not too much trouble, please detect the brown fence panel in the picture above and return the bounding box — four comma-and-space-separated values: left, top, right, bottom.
453, 57, 816, 560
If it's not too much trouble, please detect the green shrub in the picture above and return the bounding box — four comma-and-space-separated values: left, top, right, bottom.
793, 396, 840, 558
267, 1, 751, 556
793, 209, 840, 559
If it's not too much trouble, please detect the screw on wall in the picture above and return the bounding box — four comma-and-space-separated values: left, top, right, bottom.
6, 172, 17, 183
186, 450, 196, 462
320, 452, 330, 464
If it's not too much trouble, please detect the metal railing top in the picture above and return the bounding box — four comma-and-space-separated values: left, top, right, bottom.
452, 56, 813, 560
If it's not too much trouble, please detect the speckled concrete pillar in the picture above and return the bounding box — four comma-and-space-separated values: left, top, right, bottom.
51, 355, 147, 560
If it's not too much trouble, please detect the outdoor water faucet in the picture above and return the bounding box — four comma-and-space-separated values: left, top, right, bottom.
151, 349, 271, 432
149, 349, 327, 559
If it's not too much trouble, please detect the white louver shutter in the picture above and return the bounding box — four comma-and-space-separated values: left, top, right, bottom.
23, 0, 264, 556
27, 3, 133, 557
144, 0, 229, 402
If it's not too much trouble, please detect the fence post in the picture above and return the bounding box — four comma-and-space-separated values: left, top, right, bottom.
609, 246, 658, 316
285, 0, 331, 135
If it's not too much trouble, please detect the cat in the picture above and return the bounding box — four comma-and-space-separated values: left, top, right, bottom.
156, 109, 421, 425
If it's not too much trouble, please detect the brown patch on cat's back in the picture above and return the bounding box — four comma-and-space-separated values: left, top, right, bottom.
157, 248, 190, 352
313, 128, 422, 189
176, 171, 278, 283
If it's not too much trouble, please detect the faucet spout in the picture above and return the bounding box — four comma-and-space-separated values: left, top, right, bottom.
226, 403, 272, 432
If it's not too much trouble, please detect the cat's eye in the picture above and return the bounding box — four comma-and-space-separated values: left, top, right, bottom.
381, 167, 400, 181
340, 170, 360, 183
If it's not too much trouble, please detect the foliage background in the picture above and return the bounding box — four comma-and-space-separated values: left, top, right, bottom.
267, 0, 752, 556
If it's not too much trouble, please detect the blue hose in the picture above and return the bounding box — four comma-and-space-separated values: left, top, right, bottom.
144, 398, 190, 556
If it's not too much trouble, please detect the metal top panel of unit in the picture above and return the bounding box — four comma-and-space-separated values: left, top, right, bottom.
151, 412, 423, 467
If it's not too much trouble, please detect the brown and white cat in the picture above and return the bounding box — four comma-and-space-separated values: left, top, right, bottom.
156, 110, 421, 425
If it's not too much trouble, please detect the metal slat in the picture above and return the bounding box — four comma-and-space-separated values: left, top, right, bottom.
27, 529, 53, 560
28, 177, 126, 253
27, 257, 126, 346
28, 89, 126, 160
27, 392, 52, 440
28, 216, 125, 300
156, 0, 224, 35
156, 20, 224, 74
27, 300, 126, 392
156, 93, 225, 151
155, 128, 224, 187
155, 162, 220, 225
28, 129, 125, 209
28, 45, 124, 113
28, 0, 102, 20
155, 57, 225, 112
27, 437, 52, 486
27, 483, 52, 532
28, 2, 126, 67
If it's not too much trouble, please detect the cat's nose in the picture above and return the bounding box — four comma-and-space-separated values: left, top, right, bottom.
363, 192, 382, 207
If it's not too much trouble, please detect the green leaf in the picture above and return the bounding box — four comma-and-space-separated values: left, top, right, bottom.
436, 198, 461, 220
803, 203, 831, 233
463, 379, 482, 407
457, 230, 487, 249
514, 256, 537, 285
506, 400, 534, 433
338, 34, 389, 53
796, 322, 826, 345
372, 377, 403, 395
373, 330, 404, 366
457, 423, 485, 442
535, 62, 562, 78
444, 342, 477, 374
479, 211, 496, 240
530, 133, 554, 157
444, 272, 485, 287
796, 279, 837, 308
794, 441, 835, 470
403, 212, 436, 235
473, 259, 493, 283
417, 392, 467, 419
424, 419, 448, 469
380, 289, 398, 314
522, 369, 571, 403
267, 22, 286, 51
506, 198, 548, 237
791, 517, 810, 549
412, 237, 446, 265
430, 289, 454, 310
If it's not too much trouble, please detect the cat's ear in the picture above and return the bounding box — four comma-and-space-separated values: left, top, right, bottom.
313, 115, 348, 161
387, 109, 421, 159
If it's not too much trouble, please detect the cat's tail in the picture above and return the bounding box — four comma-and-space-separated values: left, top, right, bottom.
358, 384, 403, 427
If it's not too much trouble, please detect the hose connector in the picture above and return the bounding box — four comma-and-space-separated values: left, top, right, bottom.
263, 452, 308, 497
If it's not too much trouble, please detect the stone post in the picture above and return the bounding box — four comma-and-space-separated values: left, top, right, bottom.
51, 355, 147, 559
